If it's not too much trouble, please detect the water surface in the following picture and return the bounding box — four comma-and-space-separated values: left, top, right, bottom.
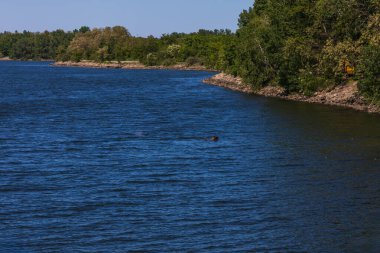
0, 61, 379, 252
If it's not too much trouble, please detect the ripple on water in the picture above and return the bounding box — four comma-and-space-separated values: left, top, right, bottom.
0, 62, 379, 252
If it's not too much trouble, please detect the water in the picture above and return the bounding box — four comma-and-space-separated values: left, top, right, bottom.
0, 61, 379, 252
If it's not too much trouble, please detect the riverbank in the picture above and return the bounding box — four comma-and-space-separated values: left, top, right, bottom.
0, 57, 54, 62
204, 73, 380, 114
54, 61, 216, 71
53, 61, 379, 114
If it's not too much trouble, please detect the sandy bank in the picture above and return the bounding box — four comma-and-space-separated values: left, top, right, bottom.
0, 57, 11, 61
204, 73, 380, 114
53, 61, 215, 71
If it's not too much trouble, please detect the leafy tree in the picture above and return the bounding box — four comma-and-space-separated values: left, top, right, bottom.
79, 26, 90, 33
1, 1, 379, 102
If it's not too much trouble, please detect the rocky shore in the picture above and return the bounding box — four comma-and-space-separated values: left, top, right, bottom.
204, 73, 380, 114
52, 61, 379, 114
53, 61, 216, 71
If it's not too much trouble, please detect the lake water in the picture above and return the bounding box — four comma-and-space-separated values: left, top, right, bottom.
0, 61, 379, 252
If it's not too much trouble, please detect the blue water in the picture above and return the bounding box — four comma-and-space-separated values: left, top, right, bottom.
0, 61, 379, 252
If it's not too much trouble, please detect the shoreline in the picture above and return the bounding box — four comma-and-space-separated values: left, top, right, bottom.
53, 61, 379, 114
53, 61, 216, 72
0, 57, 54, 62
204, 73, 380, 114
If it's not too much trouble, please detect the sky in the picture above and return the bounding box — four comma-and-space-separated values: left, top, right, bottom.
0, 0, 253, 37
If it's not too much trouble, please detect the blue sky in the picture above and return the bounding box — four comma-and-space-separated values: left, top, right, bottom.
0, 0, 253, 37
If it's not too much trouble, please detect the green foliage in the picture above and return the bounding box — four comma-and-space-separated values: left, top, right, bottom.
166, 44, 181, 58
65, 26, 131, 62
185, 56, 201, 66
0, 26, 234, 71
161, 58, 176, 66
228, 0, 380, 101
358, 45, 380, 101
235, 14, 281, 87
79, 26, 90, 34
0, 30, 74, 60
0, 1, 379, 102
280, 37, 316, 91
298, 67, 332, 96
144, 53, 160, 66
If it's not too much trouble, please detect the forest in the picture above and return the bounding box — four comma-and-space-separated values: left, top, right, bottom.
0, 0, 379, 102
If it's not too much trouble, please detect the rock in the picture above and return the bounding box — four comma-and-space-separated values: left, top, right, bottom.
204, 73, 380, 114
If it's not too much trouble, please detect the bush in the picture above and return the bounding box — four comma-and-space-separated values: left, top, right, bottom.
298, 67, 331, 96
70, 54, 81, 62
162, 58, 175, 66
319, 40, 361, 83
358, 45, 380, 102
185, 56, 201, 66
144, 53, 159, 66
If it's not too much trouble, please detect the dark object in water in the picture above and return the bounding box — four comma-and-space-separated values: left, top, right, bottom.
210, 136, 219, 142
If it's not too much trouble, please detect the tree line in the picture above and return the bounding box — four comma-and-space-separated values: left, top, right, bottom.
0, 26, 233, 69
230, 0, 380, 102
0, 30, 74, 60
0, 0, 379, 102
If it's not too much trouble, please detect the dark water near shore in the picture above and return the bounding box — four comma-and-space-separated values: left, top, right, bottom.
0, 61, 379, 252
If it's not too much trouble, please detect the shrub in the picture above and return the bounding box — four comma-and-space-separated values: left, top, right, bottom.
185, 56, 201, 66
162, 58, 175, 66
144, 53, 159, 66
358, 45, 380, 102
298, 67, 331, 96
